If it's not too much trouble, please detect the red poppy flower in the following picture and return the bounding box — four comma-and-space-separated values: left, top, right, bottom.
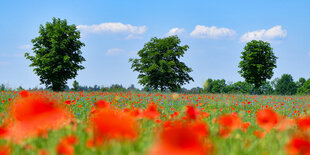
90, 108, 139, 146
296, 115, 310, 131
1, 92, 72, 143
286, 136, 310, 155
186, 105, 200, 120
0, 145, 11, 155
19, 90, 30, 98
94, 100, 110, 109
242, 122, 251, 132
64, 99, 71, 105
149, 121, 210, 155
142, 103, 160, 119
218, 113, 241, 129
57, 142, 74, 155
256, 109, 279, 131
253, 130, 265, 139
56, 135, 78, 155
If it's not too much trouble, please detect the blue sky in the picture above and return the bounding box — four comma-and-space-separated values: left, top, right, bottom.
0, 0, 309, 89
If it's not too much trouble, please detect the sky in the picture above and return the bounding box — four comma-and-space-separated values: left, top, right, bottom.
0, 0, 309, 89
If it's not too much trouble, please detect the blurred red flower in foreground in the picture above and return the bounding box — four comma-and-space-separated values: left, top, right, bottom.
89, 108, 139, 146
94, 100, 110, 109
142, 103, 160, 119
217, 113, 242, 137
0, 145, 11, 155
56, 135, 78, 155
149, 121, 211, 155
186, 105, 200, 120
296, 115, 310, 131
286, 135, 310, 155
256, 109, 279, 131
0, 91, 72, 143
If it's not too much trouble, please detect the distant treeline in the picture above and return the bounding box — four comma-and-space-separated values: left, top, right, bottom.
200, 74, 310, 95
1, 74, 309, 95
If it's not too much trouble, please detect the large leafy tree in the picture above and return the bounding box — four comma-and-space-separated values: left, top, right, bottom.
238, 40, 278, 89
25, 18, 85, 91
129, 35, 193, 91
297, 78, 310, 94
274, 74, 297, 95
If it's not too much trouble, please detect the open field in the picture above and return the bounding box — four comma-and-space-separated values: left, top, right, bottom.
0, 91, 309, 154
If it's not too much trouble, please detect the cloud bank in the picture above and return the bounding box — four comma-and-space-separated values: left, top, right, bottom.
77, 22, 147, 39
166, 27, 185, 36
190, 25, 236, 39
240, 25, 287, 42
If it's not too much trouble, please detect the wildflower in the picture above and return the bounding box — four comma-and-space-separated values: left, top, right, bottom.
186, 105, 200, 120
253, 130, 265, 139
94, 100, 110, 109
64, 100, 71, 105
256, 109, 279, 131
149, 121, 210, 155
142, 103, 160, 120
56, 135, 78, 155
242, 122, 251, 132
19, 90, 30, 98
89, 108, 138, 146
0, 145, 11, 155
296, 115, 310, 131
286, 135, 310, 155
1, 92, 72, 143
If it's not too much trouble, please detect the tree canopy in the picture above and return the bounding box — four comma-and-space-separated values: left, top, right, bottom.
297, 78, 310, 94
25, 17, 85, 91
129, 35, 193, 91
238, 40, 278, 89
274, 74, 297, 95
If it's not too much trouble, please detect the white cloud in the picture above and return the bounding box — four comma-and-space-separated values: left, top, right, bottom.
77, 22, 147, 39
106, 48, 124, 56
190, 25, 236, 39
125, 34, 143, 40
166, 27, 185, 36
240, 25, 287, 42
18, 44, 32, 50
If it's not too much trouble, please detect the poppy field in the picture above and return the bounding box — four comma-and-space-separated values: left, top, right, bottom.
0, 90, 310, 155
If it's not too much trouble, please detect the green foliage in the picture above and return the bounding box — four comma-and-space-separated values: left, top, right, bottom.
238, 40, 278, 89
259, 81, 274, 95
72, 80, 79, 91
203, 79, 226, 93
25, 17, 85, 91
16, 86, 24, 91
296, 77, 306, 90
129, 35, 193, 91
0, 84, 6, 91
202, 79, 274, 95
0, 84, 12, 91
297, 79, 310, 94
275, 74, 297, 95
203, 79, 213, 92
229, 81, 254, 94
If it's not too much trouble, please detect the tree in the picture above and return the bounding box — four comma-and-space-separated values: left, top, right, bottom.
203, 79, 213, 93
238, 40, 278, 89
297, 78, 310, 94
129, 35, 193, 91
274, 74, 297, 95
72, 80, 79, 91
296, 77, 306, 90
25, 18, 85, 91
259, 81, 274, 95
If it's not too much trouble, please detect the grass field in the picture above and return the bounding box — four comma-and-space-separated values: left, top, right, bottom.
0, 91, 309, 155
